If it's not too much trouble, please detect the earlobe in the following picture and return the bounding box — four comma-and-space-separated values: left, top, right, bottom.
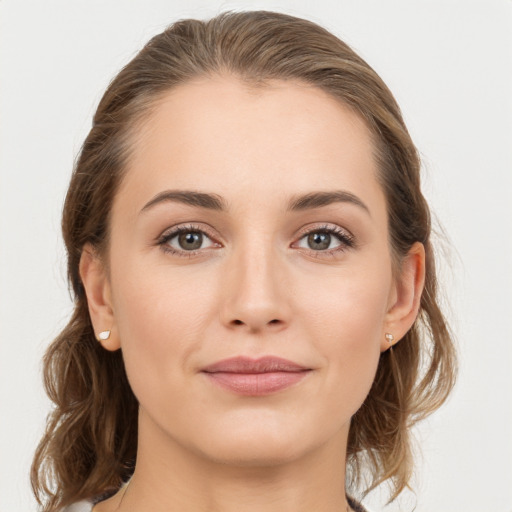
381, 241, 426, 352
79, 244, 121, 351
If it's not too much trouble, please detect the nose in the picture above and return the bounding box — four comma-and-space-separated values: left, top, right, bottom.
219, 240, 291, 334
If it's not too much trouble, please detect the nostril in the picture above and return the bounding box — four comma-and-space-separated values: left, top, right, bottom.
231, 318, 281, 327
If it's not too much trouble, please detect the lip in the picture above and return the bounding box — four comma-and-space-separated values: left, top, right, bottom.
201, 356, 309, 373
201, 356, 311, 396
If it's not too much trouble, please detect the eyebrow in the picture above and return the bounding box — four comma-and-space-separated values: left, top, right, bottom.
140, 189, 370, 216
286, 190, 370, 215
141, 190, 227, 213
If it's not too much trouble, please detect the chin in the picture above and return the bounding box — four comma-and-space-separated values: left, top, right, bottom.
187, 416, 329, 468
197, 437, 305, 468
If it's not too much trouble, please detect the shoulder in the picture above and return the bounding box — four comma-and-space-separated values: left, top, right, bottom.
62, 496, 371, 512
60, 501, 94, 512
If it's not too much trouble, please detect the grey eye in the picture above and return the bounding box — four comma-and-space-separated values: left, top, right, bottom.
297, 230, 344, 251
307, 232, 332, 250
163, 230, 216, 252
177, 231, 203, 250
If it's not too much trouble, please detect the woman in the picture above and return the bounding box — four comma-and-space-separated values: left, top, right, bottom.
31, 10, 456, 512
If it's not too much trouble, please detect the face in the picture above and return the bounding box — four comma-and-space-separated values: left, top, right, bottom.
88, 75, 411, 466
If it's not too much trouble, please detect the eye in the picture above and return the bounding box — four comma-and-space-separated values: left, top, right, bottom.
294, 225, 355, 255
158, 224, 219, 256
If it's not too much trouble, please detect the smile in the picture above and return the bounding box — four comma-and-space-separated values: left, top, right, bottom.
201, 356, 312, 396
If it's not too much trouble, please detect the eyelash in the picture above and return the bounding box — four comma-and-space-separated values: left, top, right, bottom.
157, 223, 219, 258
294, 224, 355, 258
156, 223, 355, 259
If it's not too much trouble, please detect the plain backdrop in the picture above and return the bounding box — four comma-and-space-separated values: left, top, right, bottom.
1, 1, 511, 511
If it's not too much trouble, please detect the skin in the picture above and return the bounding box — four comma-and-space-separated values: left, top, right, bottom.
80, 74, 425, 512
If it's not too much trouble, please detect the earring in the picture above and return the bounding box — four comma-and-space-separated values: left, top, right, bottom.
97, 330, 111, 341
385, 333, 394, 344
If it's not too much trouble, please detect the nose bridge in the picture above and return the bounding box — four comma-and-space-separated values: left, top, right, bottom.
221, 229, 289, 331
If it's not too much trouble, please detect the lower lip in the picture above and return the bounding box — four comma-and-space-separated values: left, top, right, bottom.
203, 371, 310, 396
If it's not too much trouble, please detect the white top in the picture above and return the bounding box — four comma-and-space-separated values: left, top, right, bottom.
61, 501, 93, 512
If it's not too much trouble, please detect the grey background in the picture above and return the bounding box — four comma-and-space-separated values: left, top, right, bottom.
1, 1, 511, 511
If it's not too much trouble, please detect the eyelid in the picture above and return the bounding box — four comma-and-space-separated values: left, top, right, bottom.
158, 222, 219, 242
293, 222, 354, 241
156, 222, 356, 258
291, 223, 356, 257
157, 223, 222, 256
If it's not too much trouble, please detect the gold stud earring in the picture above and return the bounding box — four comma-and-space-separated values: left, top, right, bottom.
97, 330, 111, 341
385, 333, 394, 344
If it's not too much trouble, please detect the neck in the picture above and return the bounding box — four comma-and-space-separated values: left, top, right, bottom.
98, 409, 352, 512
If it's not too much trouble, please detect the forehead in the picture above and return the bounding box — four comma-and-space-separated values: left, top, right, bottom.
117, 74, 383, 216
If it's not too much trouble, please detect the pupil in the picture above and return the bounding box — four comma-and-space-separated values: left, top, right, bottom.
179, 232, 202, 250
308, 232, 330, 250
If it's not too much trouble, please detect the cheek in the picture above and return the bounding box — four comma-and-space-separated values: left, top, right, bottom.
109, 257, 217, 400
294, 262, 392, 411
297, 256, 392, 347
109, 236, 393, 433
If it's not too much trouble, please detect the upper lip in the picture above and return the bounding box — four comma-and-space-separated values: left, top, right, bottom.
201, 356, 310, 374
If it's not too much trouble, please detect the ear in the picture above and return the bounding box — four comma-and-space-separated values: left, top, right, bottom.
79, 243, 121, 351
381, 241, 426, 352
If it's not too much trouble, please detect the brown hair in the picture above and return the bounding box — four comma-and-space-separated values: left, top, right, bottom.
31, 10, 456, 510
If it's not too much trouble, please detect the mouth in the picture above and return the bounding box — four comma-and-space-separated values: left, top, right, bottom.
201, 356, 312, 396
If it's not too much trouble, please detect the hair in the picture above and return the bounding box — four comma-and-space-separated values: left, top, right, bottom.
31, 10, 457, 511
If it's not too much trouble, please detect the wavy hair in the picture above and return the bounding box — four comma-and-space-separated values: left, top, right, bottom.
31, 10, 457, 511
